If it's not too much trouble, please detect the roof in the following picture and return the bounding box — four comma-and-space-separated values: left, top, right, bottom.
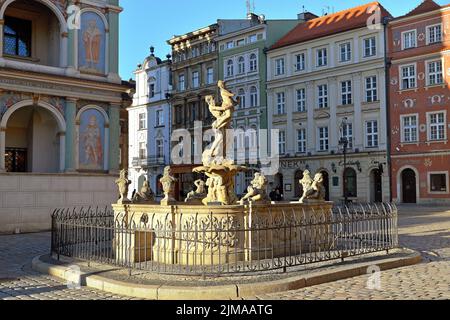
270, 2, 392, 51
402, 0, 441, 18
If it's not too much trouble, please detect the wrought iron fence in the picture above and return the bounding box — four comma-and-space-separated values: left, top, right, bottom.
51, 203, 398, 276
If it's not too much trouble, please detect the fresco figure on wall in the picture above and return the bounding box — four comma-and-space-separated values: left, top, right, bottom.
79, 109, 105, 171
83, 20, 102, 68
78, 12, 106, 74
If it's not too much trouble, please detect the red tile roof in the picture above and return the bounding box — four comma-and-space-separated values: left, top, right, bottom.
270, 2, 392, 50
402, 0, 441, 18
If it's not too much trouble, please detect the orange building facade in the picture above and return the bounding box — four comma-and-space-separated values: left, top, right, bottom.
388, 1, 450, 204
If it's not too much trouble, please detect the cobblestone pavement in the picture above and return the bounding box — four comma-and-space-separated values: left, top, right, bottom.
254, 205, 450, 300
0, 233, 131, 300
1, 205, 449, 300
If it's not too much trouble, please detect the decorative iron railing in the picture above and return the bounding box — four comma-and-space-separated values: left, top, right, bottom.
51, 203, 398, 276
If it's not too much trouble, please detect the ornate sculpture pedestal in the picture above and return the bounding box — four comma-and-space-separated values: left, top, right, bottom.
112, 201, 333, 266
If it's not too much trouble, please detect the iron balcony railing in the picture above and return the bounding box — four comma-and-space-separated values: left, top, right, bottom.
132, 156, 165, 167
51, 203, 398, 276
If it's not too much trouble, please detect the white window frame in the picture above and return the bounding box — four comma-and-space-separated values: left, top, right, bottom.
156, 138, 164, 158
317, 84, 328, 109
400, 63, 417, 90
297, 128, 307, 154
275, 57, 285, 76
237, 56, 245, 74
294, 52, 306, 71
365, 76, 378, 102
250, 86, 258, 107
400, 114, 419, 143
427, 111, 447, 141
226, 59, 234, 77
156, 110, 164, 127
339, 42, 352, 63
426, 59, 444, 86
139, 142, 147, 160
249, 53, 258, 72
248, 34, 257, 43
363, 36, 377, 57
341, 80, 352, 105
206, 67, 214, 85
296, 88, 306, 112
318, 126, 329, 152
178, 74, 185, 91
278, 130, 286, 155
366, 120, 379, 148
316, 47, 328, 67
428, 171, 449, 194
427, 23, 443, 45
276, 92, 286, 115
192, 71, 199, 88
340, 122, 353, 149
401, 29, 417, 50
138, 112, 147, 130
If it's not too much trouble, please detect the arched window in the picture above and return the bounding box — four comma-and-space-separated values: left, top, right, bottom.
249, 54, 257, 72
344, 168, 357, 198
227, 59, 234, 77
238, 56, 245, 74
238, 89, 246, 109
250, 86, 258, 107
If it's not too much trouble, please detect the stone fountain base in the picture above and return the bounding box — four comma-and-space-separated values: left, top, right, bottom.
112, 201, 333, 266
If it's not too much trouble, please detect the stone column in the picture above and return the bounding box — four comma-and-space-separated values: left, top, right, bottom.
109, 103, 121, 174
65, 98, 77, 172
0, 128, 5, 172
0, 19, 4, 59
59, 132, 66, 172
60, 32, 68, 68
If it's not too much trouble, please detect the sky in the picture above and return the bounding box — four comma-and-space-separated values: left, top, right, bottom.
119, 0, 448, 80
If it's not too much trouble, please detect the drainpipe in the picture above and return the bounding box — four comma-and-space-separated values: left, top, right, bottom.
383, 16, 393, 203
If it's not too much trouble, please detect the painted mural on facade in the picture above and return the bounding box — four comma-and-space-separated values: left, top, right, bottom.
0, 93, 32, 117
79, 108, 105, 171
78, 12, 106, 75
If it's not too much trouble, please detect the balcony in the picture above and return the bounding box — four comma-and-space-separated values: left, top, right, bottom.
132, 156, 166, 168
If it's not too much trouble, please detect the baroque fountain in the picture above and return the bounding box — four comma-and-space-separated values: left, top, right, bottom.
113, 81, 332, 266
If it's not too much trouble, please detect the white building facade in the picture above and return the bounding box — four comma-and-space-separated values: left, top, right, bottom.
128, 50, 171, 198
266, 4, 391, 203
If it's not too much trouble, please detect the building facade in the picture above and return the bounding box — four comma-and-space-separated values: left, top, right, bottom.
0, 0, 130, 234
128, 48, 171, 199
266, 2, 392, 203
388, 0, 450, 204
217, 13, 302, 196
167, 24, 218, 200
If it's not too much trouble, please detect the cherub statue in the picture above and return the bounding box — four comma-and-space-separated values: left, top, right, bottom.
299, 170, 313, 203
185, 179, 207, 203
160, 166, 178, 205
239, 172, 270, 204
132, 179, 155, 204
115, 169, 131, 204
303, 173, 326, 202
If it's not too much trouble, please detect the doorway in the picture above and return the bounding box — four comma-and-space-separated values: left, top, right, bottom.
371, 169, 383, 203
401, 169, 417, 204
320, 171, 330, 201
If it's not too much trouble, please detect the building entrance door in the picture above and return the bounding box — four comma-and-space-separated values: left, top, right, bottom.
402, 169, 417, 204
5, 148, 27, 172
371, 169, 383, 203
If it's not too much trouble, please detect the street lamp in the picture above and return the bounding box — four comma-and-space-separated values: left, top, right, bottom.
339, 118, 349, 204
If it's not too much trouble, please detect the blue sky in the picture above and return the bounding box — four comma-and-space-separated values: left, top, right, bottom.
119, 0, 448, 80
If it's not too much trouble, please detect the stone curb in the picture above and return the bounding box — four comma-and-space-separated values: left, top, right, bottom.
32, 250, 422, 300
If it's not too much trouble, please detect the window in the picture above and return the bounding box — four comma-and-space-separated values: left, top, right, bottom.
238, 89, 246, 109
236, 39, 245, 46
341, 123, 353, 149
318, 84, 328, 109
192, 71, 199, 88
139, 142, 147, 159
175, 106, 182, 124
238, 56, 245, 74
402, 115, 418, 143
156, 110, 164, 127
429, 173, 447, 193
178, 74, 185, 91
427, 60, 443, 86
249, 54, 257, 72
275, 58, 285, 75
364, 37, 376, 57
149, 83, 155, 98
278, 131, 286, 155
402, 30, 417, 49
250, 86, 258, 107
316, 48, 327, 67
156, 139, 164, 158
366, 120, 379, 147
297, 129, 306, 153
339, 42, 351, 62
4, 16, 32, 57
344, 168, 357, 198
318, 127, 329, 151
295, 53, 305, 71
226, 59, 234, 77
341, 81, 352, 105
248, 34, 257, 43
226, 41, 234, 49
428, 112, 446, 141
366, 76, 378, 102
139, 113, 147, 130
296, 88, 306, 112
276, 92, 285, 114
427, 24, 442, 44
206, 67, 214, 84
401, 65, 416, 89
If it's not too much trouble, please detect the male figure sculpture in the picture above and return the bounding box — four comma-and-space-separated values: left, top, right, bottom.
115, 169, 131, 204
160, 166, 178, 205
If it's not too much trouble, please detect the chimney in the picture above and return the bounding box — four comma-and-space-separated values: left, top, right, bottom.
297, 11, 318, 22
